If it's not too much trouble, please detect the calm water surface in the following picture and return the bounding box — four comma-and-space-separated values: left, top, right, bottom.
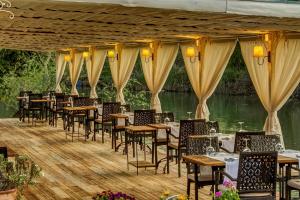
1, 92, 299, 149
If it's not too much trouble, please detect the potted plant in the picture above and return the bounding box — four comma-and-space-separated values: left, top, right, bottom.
214, 180, 240, 200
160, 190, 189, 200
0, 154, 42, 200
92, 191, 135, 200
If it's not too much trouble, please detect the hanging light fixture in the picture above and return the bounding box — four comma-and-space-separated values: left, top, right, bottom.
83, 51, 90, 59
64, 55, 71, 62
253, 34, 271, 65
186, 46, 200, 63
141, 48, 153, 63
107, 50, 118, 62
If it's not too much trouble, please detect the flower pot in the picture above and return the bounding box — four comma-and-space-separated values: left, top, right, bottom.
0, 188, 17, 200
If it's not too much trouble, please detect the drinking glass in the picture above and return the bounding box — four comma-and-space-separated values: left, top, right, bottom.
206, 137, 216, 156
242, 138, 251, 152
275, 141, 284, 153
238, 121, 244, 132
93, 100, 98, 107
209, 127, 217, 137
164, 116, 170, 125
121, 106, 126, 114
155, 115, 160, 124
187, 112, 192, 120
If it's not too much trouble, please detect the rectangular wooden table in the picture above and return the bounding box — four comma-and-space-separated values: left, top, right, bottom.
125, 125, 157, 175
63, 106, 97, 141
183, 154, 298, 200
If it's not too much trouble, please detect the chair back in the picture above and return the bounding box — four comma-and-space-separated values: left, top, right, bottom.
102, 102, 121, 122
19, 90, 32, 96
73, 97, 94, 106
133, 109, 155, 126
206, 121, 219, 133
55, 95, 66, 110
237, 151, 277, 196
187, 136, 219, 155
178, 119, 207, 148
0, 147, 7, 159
249, 135, 280, 152
28, 93, 43, 109
234, 131, 265, 153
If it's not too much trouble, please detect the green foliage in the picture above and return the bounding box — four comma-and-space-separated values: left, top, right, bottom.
0, 50, 56, 110
0, 154, 42, 200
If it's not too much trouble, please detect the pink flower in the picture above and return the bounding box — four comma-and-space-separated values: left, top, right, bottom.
223, 180, 234, 188
215, 191, 222, 198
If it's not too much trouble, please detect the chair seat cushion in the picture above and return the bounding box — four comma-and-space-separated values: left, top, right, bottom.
114, 125, 126, 130
156, 138, 167, 143
288, 179, 300, 190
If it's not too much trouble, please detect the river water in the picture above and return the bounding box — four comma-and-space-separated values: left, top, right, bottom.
1, 92, 299, 149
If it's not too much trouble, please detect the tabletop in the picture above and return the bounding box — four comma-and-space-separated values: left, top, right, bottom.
31, 99, 55, 103
148, 123, 171, 130
16, 96, 27, 100
110, 113, 129, 119
183, 154, 298, 167
63, 107, 86, 111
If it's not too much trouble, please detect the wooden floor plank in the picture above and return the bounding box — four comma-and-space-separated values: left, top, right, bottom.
0, 119, 213, 200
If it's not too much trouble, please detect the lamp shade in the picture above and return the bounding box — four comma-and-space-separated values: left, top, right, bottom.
64, 55, 71, 62
141, 48, 151, 57
83, 51, 90, 59
253, 45, 264, 57
107, 50, 115, 58
186, 47, 196, 57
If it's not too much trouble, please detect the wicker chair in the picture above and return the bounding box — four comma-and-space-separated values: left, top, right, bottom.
94, 102, 121, 143
50, 93, 65, 127
186, 136, 219, 196
18, 90, 32, 122
234, 131, 265, 153
133, 109, 155, 125
249, 135, 280, 152
220, 151, 278, 200
167, 119, 207, 177
24, 93, 43, 125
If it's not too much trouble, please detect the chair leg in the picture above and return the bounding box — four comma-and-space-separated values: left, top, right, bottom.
187, 179, 191, 196
178, 150, 181, 177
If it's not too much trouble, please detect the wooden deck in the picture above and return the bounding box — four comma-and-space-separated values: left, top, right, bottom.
0, 119, 212, 200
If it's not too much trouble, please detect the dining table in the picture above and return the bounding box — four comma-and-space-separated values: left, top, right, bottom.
183, 151, 298, 200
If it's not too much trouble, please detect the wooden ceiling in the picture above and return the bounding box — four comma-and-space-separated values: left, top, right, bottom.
0, 0, 300, 51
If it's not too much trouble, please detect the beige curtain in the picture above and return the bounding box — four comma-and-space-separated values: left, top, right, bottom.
86, 49, 106, 98
109, 46, 139, 104
141, 43, 179, 113
55, 53, 67, 93
240, 36, 300, 144
69, 50, 84, 96
181, 39, 236, 120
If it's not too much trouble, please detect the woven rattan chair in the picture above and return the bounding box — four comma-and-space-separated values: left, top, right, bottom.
186, 136, 219, 196
18, 90, 32, 122
249, 135, 280, 152
50, 93, 65, 127
234, 131, 265, 153
24, 93, 43, 125
167, 119, 207, 177
220, 151, 277, 200
94, 102, 121, 143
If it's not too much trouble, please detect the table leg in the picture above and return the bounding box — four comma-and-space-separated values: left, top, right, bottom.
136, 135, 139, 176
154, 130, 158, 174
194, 163, 198, 200
167, 130, 170, 174
126, 131, 129, 170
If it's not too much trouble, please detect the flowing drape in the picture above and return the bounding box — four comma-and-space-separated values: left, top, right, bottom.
55, 53, 67, 93
240, 36, 300, 144
181, 39, 236, 120
141, 43, 179, 113
109, 46, 139, 104
86, 49, 106, 98
69, 51, 84, 96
